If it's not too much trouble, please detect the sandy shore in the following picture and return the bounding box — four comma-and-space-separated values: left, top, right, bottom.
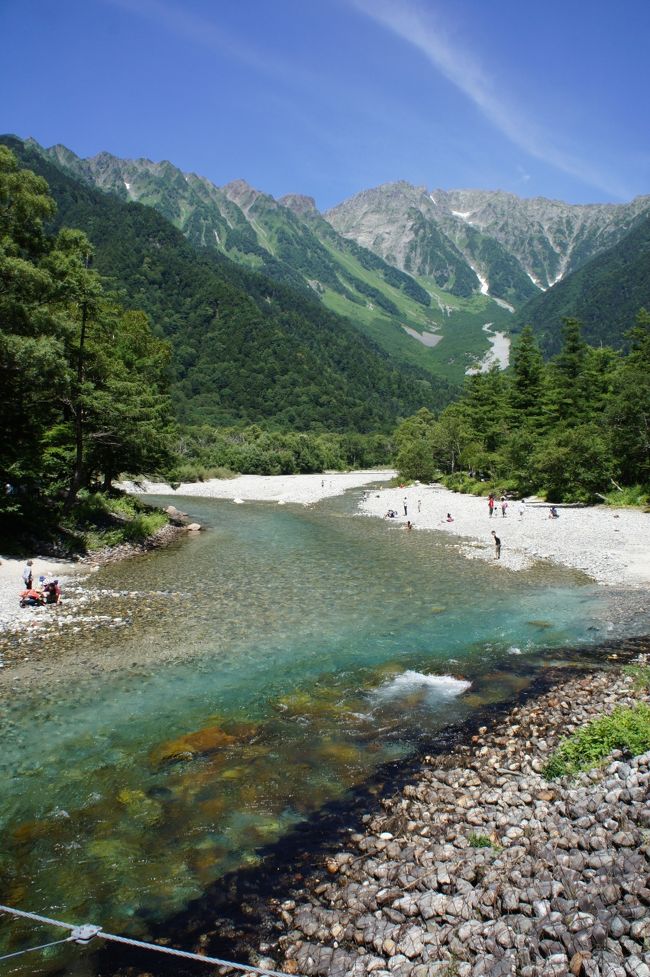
361, 482, 650, 587
120, 469, 395, 504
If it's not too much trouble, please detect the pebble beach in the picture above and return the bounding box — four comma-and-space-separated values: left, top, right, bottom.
254, 651, 650, 977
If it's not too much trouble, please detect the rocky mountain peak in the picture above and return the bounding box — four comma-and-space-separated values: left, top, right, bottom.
221, 178, 266, 209
278, 193, 318, 217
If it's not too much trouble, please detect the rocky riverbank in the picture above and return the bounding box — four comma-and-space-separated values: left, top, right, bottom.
258, 661, 649, 977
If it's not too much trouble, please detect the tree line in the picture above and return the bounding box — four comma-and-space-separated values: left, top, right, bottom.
395, 316, 650, 503
0, 145, 174, 533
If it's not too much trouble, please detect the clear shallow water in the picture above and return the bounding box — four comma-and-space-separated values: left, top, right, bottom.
1, 490, 646, 964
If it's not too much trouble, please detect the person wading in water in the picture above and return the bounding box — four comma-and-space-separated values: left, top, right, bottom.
491, 530, 501, 559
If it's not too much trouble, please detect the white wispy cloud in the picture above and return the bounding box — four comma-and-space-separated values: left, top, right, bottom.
351, 0, 629, 199
102, 0, 296, 80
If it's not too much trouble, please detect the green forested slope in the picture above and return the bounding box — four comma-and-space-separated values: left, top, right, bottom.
33, 141, 514, 383
3, 136, 453, 431
513, 213, 650, 355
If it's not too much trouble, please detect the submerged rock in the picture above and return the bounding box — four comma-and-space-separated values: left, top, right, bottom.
151, 724, 237, 765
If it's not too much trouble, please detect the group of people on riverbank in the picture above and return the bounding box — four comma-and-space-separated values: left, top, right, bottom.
19, 561, 62, 607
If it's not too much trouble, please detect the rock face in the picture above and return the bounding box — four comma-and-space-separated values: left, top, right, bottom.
325, 182, 650, 299
279, 194, 318, 218
260, 665, 650, 977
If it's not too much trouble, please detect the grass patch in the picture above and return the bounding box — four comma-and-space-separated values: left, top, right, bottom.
543, 703, 650, 779
468, 833, 493, 849
167, 464, 237, 484
71, 491, 169, 551
623, 664, 650, 692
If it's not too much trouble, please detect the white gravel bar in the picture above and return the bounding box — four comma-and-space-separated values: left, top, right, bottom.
121, 469, 395, 505
360, 482, 650, 586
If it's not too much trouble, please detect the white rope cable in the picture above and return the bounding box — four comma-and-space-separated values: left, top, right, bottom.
0, 936, 74, 962
0, 905, 303, 977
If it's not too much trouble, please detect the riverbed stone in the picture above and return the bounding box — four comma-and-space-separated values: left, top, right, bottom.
261, 663, 650, 977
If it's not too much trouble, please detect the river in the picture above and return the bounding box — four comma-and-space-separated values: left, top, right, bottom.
1, 488, 647, 972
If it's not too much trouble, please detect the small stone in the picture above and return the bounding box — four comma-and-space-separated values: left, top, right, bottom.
543, 954, 569, 975
612, 831, 636, 847
609, 916, 628, 939
570, 951, 591, 976
629, 919, 650, 941
624, 959, 650, 977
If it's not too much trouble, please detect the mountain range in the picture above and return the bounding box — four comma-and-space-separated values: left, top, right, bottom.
3, 135, 454, 432
11, 135, 650, 384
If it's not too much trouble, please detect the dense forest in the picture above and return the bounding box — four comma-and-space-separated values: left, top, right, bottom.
0, 144, 175, 544
394, 317, 650, 502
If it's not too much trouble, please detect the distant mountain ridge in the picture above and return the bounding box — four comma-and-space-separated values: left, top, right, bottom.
35, 139, 650, 304
31, 139, 515, 381
511, 209, 650, 355
326, 182, 650, 300
27, 138, 650, 372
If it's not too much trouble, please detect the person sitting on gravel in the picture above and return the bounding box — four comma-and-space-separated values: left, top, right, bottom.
44, 579, 62, 605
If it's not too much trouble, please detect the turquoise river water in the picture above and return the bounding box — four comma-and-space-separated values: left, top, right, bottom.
1, 489, 648, 971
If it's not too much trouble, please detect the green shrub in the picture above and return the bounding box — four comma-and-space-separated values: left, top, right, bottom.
543, 703, 650, 778
601, 485, 650, 507
120, 511, 168, 542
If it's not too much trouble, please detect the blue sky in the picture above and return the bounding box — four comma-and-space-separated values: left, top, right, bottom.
2, 0, 649, 209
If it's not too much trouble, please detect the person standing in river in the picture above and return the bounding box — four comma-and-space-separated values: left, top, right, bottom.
403, 498, 408, 516
488, 494, 495, 518
491, 530, 501, 559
